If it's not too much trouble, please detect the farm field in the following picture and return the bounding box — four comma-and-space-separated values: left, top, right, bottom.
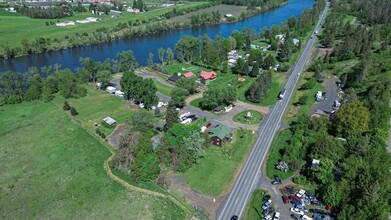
185, 130, 257, 195
0, 2, 209, 48
0, 101, 185, 219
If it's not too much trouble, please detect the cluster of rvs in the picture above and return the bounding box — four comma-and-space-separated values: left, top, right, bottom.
179, 112, 198, 125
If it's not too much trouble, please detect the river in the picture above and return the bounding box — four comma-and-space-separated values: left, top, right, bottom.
0, 0, 315, 73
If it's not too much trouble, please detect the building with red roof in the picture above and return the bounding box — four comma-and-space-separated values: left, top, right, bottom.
200, 71, 217, 81
183, 72, 195, 78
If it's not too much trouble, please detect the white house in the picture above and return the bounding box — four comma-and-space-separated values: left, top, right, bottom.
56, 21, 75, 27
103, 116, 117, 126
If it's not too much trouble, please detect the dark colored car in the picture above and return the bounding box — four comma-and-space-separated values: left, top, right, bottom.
263, 195, 271, 202
282, 195, 289, 204
274, 174, 282, 182
312, 215, 322, 220
230, 215, 238, 220
206, 123, 212, 128
291, 199, 302, 206
263, 207, 275, 216
290, 214, 300, 220
309, 209, 326, 214
311, 199, 324, 206
156, 127, 163, 132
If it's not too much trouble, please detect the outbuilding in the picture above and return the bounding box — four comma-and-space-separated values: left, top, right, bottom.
168, 75, 181, 83
103, 116, 117, 126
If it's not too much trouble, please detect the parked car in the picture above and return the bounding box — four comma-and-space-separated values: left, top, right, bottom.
311, 200, 323, 206
230, 215, 238, 220
300, 214, 312, 220
312, 215, 322, 220
262, 200, 272, 210
291, 214, 300, 220
290, 207, 304, 215
291, 199, 303, 206
263, 207, 275, 216
309, 209, 325, 214
295, 205, 308, 212
271, 180, 282, 185
282, 195, 289, 204
263, 215, 272, 220
263, 195, 271, 202
289, 195, 301, 201
296, 189, 306, 198
274, 174, 282, 182
273, 212, 280, 220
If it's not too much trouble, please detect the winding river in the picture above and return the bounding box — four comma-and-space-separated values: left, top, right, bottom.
0, 0, 315, 73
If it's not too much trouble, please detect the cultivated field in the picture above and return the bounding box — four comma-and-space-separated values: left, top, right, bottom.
0, 102, 185, 219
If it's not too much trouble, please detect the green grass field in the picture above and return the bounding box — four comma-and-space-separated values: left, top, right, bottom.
233, 110, 263, 124
0, 101, 185, 219
53, 85, 131, 136
152, 78, 174, 96
162, 62, 207, 76
265, 129, 296, 180
0, 2, 208, 47
189, 97, 203, 108
185, 130, 256, 195
243, 189, 270, 220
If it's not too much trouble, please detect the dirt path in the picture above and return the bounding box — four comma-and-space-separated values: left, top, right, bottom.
234, 100, 270, 115
185, 93, 204, 104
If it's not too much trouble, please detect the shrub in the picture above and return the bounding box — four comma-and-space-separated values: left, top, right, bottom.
293, 175, 307, 185
70, 107, 78, 116
95, 128, 106, 138
63, 100, 71, 111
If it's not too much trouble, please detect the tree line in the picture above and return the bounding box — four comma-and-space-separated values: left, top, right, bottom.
0, 50, 139, 105
275, 0, 391, 218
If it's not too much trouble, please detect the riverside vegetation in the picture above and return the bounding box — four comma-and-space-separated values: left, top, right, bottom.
0, 0, 286, 59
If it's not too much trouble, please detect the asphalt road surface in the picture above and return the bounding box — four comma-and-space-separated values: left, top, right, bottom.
216, 3, 330, 220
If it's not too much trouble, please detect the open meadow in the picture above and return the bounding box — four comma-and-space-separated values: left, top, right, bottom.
0, 101, 185, 219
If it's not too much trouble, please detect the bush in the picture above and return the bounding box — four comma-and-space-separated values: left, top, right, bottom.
70, 107, 78, 116
6, 95, 22, 104
95, 128, 106, 138
63, 100, 71, 111
293, 175, 307, 184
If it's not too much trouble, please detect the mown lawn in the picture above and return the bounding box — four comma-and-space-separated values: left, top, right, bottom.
265, 129, 296, 180
162, 62, 207, 76
0, 2, 209, 47
190, 97, 203, 108
185, 130, 257, 195
53, 85, 131, 136
233, 110, 263, 125
287, 72, 324, 120
0, 101, 186, 219
152, 78, 174, 96
243, 189, 270, 220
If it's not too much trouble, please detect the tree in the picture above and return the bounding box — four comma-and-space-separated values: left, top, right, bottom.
158, 47, 165, 64
166, 48, 174, 65
79, 57, 100, 83
97, 70, 112, 88
164, 101, 179, 132
147, 52, 154, 66
128, 109, 157, 131
175, 36, 200, 62
298, 95, 308, 105
170, 88, 189, 108
176, 77, 198, 94
320, 182, 341, 207
201, 86, 236, 110
25, 69, 43, 101
300, 78, 316, 90
333, 101, 370, 137
245, 71, 272, 103
114, 50, 138, 72
55, 69, 87, 99
263, 54, 276, 69
63, 100, 71, 111
70, 107, 78, 116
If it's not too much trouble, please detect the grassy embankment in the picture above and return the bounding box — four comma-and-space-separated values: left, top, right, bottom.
243, 189, 270, 220
0, 2, 208, 48
233, 110, 263, 124
0, 101, 186, 219
185, 130, 257, 195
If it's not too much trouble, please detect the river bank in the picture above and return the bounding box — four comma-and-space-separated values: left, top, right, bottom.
0, 1, 286, 60
0, 0, 316, 73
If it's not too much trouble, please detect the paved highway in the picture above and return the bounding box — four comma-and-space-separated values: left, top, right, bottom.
216, 3, 330, 220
